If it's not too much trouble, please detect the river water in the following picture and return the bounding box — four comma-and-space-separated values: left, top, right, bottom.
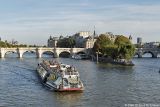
0, 54, 160, 107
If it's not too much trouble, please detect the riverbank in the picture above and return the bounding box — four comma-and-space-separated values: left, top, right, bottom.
91, 55, 134, 66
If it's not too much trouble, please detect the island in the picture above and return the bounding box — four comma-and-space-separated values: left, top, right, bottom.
92, 34, 135, 66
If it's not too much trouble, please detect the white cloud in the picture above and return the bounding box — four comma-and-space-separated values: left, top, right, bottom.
0, 2, 160, 45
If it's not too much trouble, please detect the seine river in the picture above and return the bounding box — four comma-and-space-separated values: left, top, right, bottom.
0, 53, 160, 107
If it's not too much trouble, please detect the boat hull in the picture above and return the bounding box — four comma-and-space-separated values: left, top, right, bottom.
56, 88, 84, 92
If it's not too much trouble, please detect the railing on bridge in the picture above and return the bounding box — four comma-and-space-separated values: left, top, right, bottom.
0, 47, 87, 58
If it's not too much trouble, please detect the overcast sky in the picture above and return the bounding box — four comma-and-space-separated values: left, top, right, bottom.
0, 0, 160, 45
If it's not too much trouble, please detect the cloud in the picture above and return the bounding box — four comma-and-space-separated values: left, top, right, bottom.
0, 1, 160, 45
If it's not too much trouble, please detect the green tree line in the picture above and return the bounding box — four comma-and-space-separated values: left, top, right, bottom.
0, 41, 40, 48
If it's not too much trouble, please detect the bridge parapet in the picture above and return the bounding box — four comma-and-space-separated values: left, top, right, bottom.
0, 47, 87, 58
135, 47, 160, 58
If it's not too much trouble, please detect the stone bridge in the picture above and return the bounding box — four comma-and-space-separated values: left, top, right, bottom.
0, 47, 88, 58
135, 48, 160, 58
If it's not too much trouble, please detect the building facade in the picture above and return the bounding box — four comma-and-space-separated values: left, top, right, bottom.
47, 31, 133, 49
47, 36, 59, 48
73, 31, 97, 48
84, 37, 97, 49
137, 37, 142, 45
143, 42, 160, 48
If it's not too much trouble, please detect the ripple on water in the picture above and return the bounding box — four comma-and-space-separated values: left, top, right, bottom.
0, 58, 160, 106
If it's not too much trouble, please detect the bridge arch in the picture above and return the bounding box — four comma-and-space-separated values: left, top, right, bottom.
134, 52, 142, 58
59, 51, 71, 58
142, 51, 155, 58
56, 49, 71, 57
0, 47, 87, 58
76, 51, 86, 55
41, 50, 55, 58
22, 50, 37, 58
4, 51, 18, 58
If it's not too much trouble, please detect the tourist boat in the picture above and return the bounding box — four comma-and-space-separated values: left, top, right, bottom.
36, 60, 84, 91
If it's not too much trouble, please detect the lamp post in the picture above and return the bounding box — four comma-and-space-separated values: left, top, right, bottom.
96, 51, 99, 64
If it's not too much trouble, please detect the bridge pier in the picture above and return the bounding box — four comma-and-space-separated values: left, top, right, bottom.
138, 55, 142, 58
152, 55, 157, 58
54, 53, 59, 58
36, 48, 42, 58
18, 53, 23, 58
0, 52, 5, 58
0, 48, 5, 58
54, 50, 59, 58
17, 49, 23, 58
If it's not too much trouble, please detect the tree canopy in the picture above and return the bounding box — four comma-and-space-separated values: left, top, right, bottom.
57, 37, 75, 48
0, 40, 36, 48
93, 34, 135, 60
114, 35, 131, 45
93, 34, 113, 54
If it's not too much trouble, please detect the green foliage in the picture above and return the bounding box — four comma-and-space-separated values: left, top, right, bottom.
57, 37, 75, 48
114, 35, 131, 45
93, 34, 135, 60
134, 44, 143, 48
0, 41, 7, 47
19, 44, 27, 47
0, 41, 28, 48
93, 34, 113, 54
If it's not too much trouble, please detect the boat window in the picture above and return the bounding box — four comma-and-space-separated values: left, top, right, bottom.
63, 78, 69, 86
47, 74, 56, 81
54, 77, 62, 85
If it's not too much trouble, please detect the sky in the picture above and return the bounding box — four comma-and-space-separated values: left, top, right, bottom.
0, 0, 160, 45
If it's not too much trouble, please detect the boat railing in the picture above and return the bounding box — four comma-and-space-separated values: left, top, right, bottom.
64, 70, 79, 75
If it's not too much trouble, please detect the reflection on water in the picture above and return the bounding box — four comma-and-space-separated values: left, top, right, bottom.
5, 52, 18, 58
142, 53, 152, 58
55, 92, 83, 106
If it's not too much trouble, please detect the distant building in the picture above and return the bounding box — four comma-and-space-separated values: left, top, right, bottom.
105, 32, 117, 41
47, 36, 59, 47
137, 37, 142, 44
47, 31, 133, 49
129, 35, 132, 41
103, 32, 132, 42
77, 31, 91, 38
143, 42, 160, 48
84, 36, 97, 49
73, 31, 97, 48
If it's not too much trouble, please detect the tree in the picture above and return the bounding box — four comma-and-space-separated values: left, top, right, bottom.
93, 34, 135, 60
93, 34, 113, 55
0, 41, 7, 47
114, 35, 131, 45
114, 36, 135, 60
57, 37, 75, 48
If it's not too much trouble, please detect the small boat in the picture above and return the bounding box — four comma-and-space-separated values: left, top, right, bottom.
72, 54, 89, 60
36, 60, 84, 92
79, 54, 89, 60
74, 55, 82, 60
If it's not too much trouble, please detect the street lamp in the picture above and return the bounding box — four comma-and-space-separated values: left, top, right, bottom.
96, 50, 99, 64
